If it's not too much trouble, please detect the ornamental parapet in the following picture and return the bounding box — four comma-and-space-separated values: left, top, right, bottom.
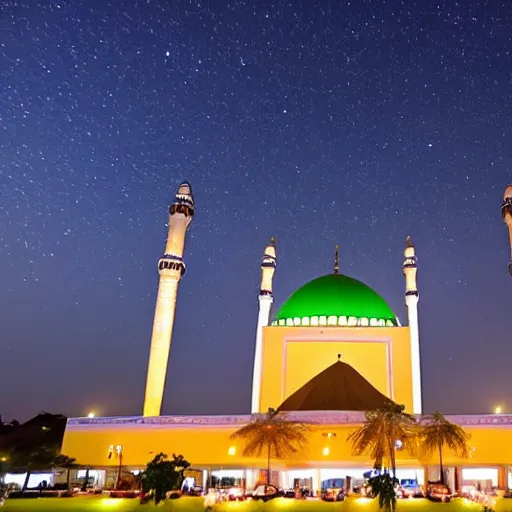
67, 411, 512, 429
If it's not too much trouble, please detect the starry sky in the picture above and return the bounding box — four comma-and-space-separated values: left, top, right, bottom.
1, 0, 511, 422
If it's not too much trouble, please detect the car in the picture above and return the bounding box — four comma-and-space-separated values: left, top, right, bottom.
227, 486, 245, 501
321, 488, 345, 502
185, 486, 203, 496
251, 484, 282, 502
400, 483, 424, 498
426, 482, 451, 502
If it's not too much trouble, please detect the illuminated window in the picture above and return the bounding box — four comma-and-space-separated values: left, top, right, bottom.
301, 317, 310, 326
339, 316, 348, 326
348, 316, 357, 326
311, 316, 319, 326
286, 318, 294, 326
322, 447, 330, 456
228, 446, 236, 456
360, 317, 369, 326
327, 315, 337, 326
293, 317, 301, 326
319, 316, 327, 326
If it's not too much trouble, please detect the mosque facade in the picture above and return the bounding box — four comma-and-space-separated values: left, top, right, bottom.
60, 181, 512, 494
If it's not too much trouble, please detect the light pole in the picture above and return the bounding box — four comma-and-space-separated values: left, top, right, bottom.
115, 445, 124, 490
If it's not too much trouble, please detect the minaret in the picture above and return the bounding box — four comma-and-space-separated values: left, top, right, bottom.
143, 181, 195, 417
251, 237, 277, 414
402, 235, 422, 414
501, 185, 512, 277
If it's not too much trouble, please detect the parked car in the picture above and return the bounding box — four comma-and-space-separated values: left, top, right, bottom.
167, 489, 182, 500
426, 482, 451, 502
227, 486, 245, 501
251, 484, 282, 502
321, 488, 345, 502
185, 486, 203, 496
400, 482, 424, 498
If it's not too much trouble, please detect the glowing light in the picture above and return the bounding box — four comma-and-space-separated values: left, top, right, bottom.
276, 497, 294, 506
494, 406, 503, 414
87, 412, 95, 418
101, 499, 122, 507
322, 446, 330, 456
0, 457, 6, 462
228, 446, 236, 456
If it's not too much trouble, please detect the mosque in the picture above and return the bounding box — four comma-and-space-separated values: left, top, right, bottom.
60, 181, 512, 495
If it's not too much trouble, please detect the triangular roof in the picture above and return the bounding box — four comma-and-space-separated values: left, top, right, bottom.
277, 360, 394, 412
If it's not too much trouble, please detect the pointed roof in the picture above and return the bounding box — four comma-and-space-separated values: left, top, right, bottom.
277, 359, 394, 412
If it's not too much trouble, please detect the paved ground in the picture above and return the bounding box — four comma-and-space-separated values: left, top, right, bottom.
1, 495, 492, 512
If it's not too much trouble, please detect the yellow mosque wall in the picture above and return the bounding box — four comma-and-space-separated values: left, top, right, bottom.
258, 326, 414, 413
61, 422, 512, 469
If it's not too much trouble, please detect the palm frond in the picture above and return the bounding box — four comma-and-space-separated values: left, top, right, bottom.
347, 402, 418, 472
420, 411, 470, 458
230, 409, 310, 460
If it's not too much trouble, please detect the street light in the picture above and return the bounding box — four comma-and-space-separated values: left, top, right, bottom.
87, 412, 95, 418
495, 406, 503, 414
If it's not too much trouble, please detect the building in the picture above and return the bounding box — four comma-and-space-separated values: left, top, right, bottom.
60, 181, 512, 494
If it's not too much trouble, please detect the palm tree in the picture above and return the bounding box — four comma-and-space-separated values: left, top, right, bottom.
347, 402, 418, 512
420, 411, 470, 486
230, 408, 310, 485
348, 402, 417, 475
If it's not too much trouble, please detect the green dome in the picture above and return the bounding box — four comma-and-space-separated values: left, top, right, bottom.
273, 274, 397, 328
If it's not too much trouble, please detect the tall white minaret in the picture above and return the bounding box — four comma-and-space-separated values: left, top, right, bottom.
251, 237, 277, 414
502, 185, 512, 277
403, 235, 422, 414
143, 181, 195, 417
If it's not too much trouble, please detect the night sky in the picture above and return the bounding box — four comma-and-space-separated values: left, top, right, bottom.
2, 1, 511, 422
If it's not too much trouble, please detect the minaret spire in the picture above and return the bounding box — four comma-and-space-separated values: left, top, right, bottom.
501, 185, 512, 276
402, 235, 422, 414
143, 181, 195, 417
334, 245, 339, 274
251, 236, 277, 413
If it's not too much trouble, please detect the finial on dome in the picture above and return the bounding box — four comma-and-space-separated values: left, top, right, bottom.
334, 245, 339, 274
269, 236, 276, 246
406, 235, 414, 248
337, 353, 341, 361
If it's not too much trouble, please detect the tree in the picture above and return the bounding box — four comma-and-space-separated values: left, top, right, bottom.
10, 447, 75, 493
52, 455, 79, 490
347, 402, 418, 512
420, 411, 470, 486
141, 453, 190, 504
230, 408, 310, 485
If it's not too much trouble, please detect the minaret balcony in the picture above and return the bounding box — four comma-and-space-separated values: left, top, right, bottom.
158, 255, 186, 276
169, 203, 194, 217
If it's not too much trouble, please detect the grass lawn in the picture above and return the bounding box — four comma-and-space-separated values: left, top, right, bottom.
4, 496, 512, 512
